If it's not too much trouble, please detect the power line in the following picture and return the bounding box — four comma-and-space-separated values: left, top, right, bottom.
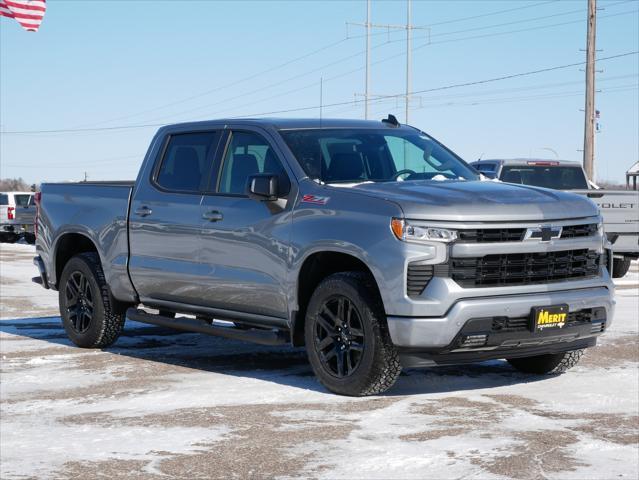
425, 0, 558, 27
73, 1, 629, 128
188, 7, 638, 123
138, 35, 420, 124
426, 8, 637, 47
3, 52, 636, 135
147, 7, 637, 124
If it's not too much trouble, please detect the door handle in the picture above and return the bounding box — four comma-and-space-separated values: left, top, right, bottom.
135, 206, 153, 217
202, 210, 223, 222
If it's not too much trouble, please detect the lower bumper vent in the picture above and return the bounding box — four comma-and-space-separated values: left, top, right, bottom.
407, 261, 434, 297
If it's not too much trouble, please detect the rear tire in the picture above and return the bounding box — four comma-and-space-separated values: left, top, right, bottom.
304, 272, 401, 396
507, 349, 584, 374
0, 233, 17, 243
612, 257, 632, 278
59, 253, 125, 348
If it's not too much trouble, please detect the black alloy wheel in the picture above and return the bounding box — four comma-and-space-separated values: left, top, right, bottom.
59, 252, 125, 348
65, 271, 94, 334
314, 295, 365, 378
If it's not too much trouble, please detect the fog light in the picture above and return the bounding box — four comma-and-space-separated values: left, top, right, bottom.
460, 334, 488, 348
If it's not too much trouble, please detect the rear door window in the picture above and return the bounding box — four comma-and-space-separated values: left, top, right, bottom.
156, 132, 220, 193
0, 194, 8, 205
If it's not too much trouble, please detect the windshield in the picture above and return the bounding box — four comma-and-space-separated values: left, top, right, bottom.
280, 128, 478, 184
500, 166, 588, 190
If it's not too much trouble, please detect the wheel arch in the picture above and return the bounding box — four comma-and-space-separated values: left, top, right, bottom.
291, 250, 383, 347
53, 232, 100, 288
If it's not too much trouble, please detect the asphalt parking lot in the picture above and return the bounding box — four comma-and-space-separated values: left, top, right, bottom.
1, 242, 638, 479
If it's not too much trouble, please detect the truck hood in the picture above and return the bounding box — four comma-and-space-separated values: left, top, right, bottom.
347, 180, 599, 222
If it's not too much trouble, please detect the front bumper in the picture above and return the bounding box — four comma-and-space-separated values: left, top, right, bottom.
387, 286, 614, 350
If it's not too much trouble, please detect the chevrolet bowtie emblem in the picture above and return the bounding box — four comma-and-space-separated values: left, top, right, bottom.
524, 225, 562, 242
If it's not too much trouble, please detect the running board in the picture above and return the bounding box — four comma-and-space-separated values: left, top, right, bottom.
126, 308, 289, 346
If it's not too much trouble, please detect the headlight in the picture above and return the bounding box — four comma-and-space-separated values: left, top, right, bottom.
391, 218, 457, 243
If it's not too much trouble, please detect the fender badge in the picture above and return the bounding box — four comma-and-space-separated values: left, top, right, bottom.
302, 194, 330, 205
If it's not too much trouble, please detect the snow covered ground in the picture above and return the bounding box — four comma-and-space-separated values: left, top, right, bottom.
1, 243, 637, 479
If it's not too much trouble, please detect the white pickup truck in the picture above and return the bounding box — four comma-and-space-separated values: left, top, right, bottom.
0, 191, 36, 243
470, 159, 639, 277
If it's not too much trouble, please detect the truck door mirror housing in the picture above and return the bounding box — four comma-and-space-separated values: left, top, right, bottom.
247, 174, 279, 201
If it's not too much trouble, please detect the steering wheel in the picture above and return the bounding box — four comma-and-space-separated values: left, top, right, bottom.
391, 169, 417, 181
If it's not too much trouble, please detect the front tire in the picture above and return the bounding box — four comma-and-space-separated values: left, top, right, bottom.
59, 253, 125, 348
507, 349, 584, 374
612, 257, 632, 278
304, 272, 401, 396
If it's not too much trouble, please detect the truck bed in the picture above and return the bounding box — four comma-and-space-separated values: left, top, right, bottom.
573, 189, 639, 254
37, 181, 135, 300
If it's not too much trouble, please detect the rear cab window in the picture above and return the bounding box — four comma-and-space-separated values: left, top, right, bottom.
473, 163, 497, 174
14, 194, 32, 207
155, 132, 220, 193
500, 165, 588, 190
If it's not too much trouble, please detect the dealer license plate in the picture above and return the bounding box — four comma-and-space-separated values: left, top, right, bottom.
532, 304, 569, 331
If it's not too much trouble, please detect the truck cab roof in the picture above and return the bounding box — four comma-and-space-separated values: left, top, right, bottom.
477, 158, 582, 167
156, 117, 415, 134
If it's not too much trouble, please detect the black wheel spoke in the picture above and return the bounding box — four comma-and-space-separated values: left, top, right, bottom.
316, 313, 336, 335
349, 327, 364, 338
349, 342, 364, 352
346, 302, 353, 326
320, 305, 339, 325
346, 351, 354, 374
336, 349, 345, 377
323, 348, 337, 362
336, 298, 345, 326
66, 277, 80, 304
318, 336, 333, 351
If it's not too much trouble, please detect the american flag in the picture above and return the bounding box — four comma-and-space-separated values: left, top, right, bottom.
0, 0, 46, 32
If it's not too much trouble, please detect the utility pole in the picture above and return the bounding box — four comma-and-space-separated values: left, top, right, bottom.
349, 0, 428, 123
583, 0, 597, 181
405, 0, 412, 124
365, 0, 371, 119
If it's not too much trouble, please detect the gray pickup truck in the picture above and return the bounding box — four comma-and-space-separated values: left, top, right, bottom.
33, 117, 615, 396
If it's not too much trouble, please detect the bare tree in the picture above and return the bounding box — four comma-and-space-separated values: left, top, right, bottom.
0, 177, 36, 191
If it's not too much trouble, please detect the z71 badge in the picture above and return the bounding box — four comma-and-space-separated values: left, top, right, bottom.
301, 194, 330, 205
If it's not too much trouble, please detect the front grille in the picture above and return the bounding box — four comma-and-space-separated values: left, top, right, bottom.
560, 223, 598, 238
456, 223, 598, 243
449, 249, 600, 287
490, 307, 606, 333
407, 261, 434, 297
457, 228, 525, 243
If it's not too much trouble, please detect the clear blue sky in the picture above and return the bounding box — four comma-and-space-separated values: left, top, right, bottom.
1, 0, 637, 184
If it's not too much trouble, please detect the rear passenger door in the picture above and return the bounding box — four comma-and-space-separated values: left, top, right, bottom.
129, 130, 222, 306
198, 129, 293, 323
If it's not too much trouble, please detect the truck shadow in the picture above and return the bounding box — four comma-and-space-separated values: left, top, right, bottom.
1, 316, 549, 396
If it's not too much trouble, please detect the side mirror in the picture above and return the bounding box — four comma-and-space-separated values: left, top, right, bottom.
247, 174, 279, 201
